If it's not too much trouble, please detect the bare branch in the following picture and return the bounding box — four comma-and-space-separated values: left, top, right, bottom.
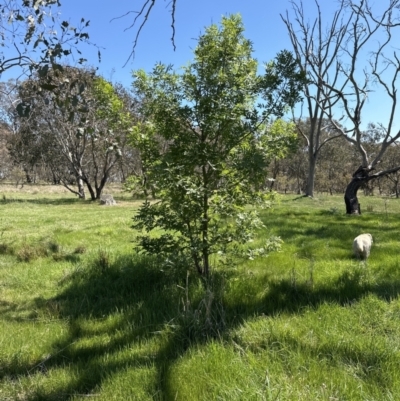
112, 0, 178, 66
369, 164, 400, 180
170, 0, 177, 51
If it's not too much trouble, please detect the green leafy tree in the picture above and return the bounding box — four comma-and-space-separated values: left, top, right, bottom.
131, 15, 304, 275
13, 67, 132, 199
261, 119, 299, 191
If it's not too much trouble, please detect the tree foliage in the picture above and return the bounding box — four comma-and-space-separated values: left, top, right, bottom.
11, 67, 133, 199
131, 15, 304, 275
0, 0, 92, 79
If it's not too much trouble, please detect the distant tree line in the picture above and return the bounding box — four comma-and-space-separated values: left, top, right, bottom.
0, 71, 139, 200
1, 86, 400, 200
1, 0, 400, 213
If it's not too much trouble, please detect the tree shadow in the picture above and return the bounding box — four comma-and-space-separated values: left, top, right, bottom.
260, 208, 400, 257
2, 253, 400, 400
260, 269, 400, 314
1, 254, 209, 399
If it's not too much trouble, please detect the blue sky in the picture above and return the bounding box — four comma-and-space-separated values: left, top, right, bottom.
58, 0, 300, 84
55, 0, 399, 130
2, 0, 399, 129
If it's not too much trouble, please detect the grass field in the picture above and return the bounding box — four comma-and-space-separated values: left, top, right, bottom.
1, 185, 400, 400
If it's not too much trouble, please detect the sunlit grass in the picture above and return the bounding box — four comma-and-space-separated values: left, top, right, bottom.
1, 188, 400, 400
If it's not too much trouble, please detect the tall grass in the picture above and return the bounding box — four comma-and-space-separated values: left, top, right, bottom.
1, 189, 400, 400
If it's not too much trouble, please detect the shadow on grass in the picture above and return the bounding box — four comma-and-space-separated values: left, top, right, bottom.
260, 269, 400, 314
260, 208, 400, 252
2, 253, 400, 400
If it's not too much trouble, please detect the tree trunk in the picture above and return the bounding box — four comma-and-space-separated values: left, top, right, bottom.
305, 156, 316, 197
77, 176, 86, 199
74, 165, 86, 199
85, 182, 96, 201
344, 178, 364, 214
95, 173, 109, 200
344, 166, 373, 214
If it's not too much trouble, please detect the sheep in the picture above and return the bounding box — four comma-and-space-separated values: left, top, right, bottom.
353, 233, 373, 260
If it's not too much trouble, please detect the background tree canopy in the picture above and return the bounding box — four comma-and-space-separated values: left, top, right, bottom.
10, 67, 133, 200
0, 0, 92, 79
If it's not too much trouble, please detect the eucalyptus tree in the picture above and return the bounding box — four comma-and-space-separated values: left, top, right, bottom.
281, 2, 345, 197
0, 122, 13, 180
14, 67, 133, 199
283, 0, 400, 214
377, 144, 400, 198
0, 1, 91, 88
131, 15, 304, 276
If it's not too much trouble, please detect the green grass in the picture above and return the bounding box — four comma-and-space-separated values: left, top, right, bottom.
1, 188, 400, 400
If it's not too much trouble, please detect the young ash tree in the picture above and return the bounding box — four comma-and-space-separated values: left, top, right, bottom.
131, 15, 304, 276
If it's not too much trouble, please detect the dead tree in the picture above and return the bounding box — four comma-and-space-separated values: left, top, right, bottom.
281, 0, 346, 197
284, 0, 400, 213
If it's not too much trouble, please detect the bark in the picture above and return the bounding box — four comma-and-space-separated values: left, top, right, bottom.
344, 177, 365, 214
74, 167, 85, 199
344, 165, 400, 214
77, 176, 86, 199
344, 166, 373, 214
305, 156, 316, 197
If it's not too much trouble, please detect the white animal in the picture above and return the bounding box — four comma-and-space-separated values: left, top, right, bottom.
353, 233, 373, 260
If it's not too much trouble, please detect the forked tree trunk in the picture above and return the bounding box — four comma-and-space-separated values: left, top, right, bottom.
345, 166, 400, 213
95, 173, 109, 200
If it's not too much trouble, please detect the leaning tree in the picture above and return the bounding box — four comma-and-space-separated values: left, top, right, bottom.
284, 0, 400, 214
